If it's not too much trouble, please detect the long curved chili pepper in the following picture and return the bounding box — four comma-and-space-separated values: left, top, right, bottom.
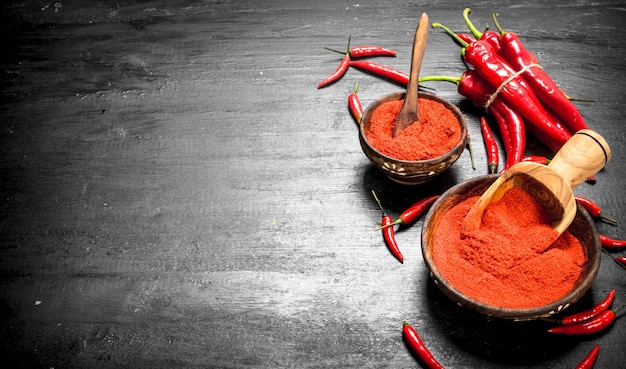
420, 72, 526, 169
547, 301, 626, 335
349, 60, 409, 86
325, 45, 397, 58
371, 190, 404, 263
480, 116, 499, 174
432, 23, 573, 149
558, 290, 615, 325
493, 13, 588, 133
487, 104, 511, 168
574, 196, 618, 225
600, 234, 626, 249
377, 195, 439, 229
575, 345, 600, 369
402, 321, 445, 369
463, 8, 501, 54
348, 83, 363, 124
317, 36, 351, 89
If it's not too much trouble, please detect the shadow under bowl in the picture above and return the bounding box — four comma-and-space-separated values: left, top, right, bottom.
421, 174, 602, 320
359, 91, 467, 185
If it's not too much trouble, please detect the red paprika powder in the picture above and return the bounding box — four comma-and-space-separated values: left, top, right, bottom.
432, 187, 586, 309
366, 98, 461, 161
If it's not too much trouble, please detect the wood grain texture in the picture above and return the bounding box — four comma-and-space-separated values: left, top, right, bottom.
1, 1, 625, 368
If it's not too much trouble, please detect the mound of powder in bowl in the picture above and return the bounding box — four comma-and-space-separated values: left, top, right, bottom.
432, 187, 586, 309
366, 98, 461, 161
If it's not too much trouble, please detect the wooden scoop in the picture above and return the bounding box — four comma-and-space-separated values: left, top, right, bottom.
462, 129, 611, 237
393, 12, 429, 137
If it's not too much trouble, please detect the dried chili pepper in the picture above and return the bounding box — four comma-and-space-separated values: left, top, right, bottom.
600, 234, 626, 249
371, 190, 404, 263
480, 116, 499, 174
377, 195, 439, 229
463, 8, 501, 54
402, 321, 445, 369
325, 45, 397, 58
547, 301, 626, 335
348, 83, 363, 124
432, 23, 573, 149
349, 60, 409, 86
317, 36, 351, 89
575, 345, 600, 369
574, 196, 618, 225
558, 290, 615, 325
493, 13, 588, 133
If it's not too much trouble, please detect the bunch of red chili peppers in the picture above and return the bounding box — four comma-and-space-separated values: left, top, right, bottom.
422, 8, 591, 174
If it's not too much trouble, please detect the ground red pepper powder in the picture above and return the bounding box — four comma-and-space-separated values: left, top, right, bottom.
432, 187, 586, 309
367, 98, 461, 161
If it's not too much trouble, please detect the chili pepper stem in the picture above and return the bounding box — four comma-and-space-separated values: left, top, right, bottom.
602, 248, 626, 271
466, 134, 476, 170
492, 13, 505, 36
463, 8, 484, 39
324, 46, 346, 54
431, 22, 468, 48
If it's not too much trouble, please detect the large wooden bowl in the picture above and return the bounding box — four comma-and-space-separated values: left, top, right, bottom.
359, 91, 467, 185
421, 175, 602, 320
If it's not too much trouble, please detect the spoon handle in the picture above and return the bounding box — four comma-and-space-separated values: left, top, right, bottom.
548, 129, 611, 189
393, 12, 429, 137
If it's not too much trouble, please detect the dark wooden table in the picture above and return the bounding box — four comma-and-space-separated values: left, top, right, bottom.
1, 1, 625, 368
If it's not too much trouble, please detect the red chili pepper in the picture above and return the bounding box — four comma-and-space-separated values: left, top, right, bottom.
547, 301, 626, 335
575, 345, 600, 369
456, 33, 476, 44
600, 234, 626, 249
349, 60, 409, 86
402, 321, 445, 369
378, 195, 439, 229
348, 83, 363, 124
480, 116, 499, 174
522, 155, 550, 165
574, 196, 618, 225
493, 13, 588, 133
559, 290, 615, 325
326, 45, 397, 58
371, 190, 404, 263
463, 8, 502, 54
420, 72, 526, 170
432, 23, 573, 149
317, 36, 351, 89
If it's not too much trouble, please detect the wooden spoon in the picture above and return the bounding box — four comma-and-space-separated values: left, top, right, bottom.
393, 12, 429, 137
462, 129, 610, 238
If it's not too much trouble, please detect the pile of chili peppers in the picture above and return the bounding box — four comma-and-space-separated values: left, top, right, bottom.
317, 11, 626, 369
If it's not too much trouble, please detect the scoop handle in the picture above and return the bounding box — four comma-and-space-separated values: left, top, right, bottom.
548, 129, 611, 189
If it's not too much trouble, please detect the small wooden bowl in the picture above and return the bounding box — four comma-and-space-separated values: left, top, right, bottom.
421, 175, 602, 320
359, 91, 467, 185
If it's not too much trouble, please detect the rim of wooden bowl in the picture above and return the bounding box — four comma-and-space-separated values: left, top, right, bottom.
359, 91, 467, 165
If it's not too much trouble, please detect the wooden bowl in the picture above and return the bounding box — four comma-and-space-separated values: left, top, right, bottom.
359, 91, 467, 185
421, 174, 602, 320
